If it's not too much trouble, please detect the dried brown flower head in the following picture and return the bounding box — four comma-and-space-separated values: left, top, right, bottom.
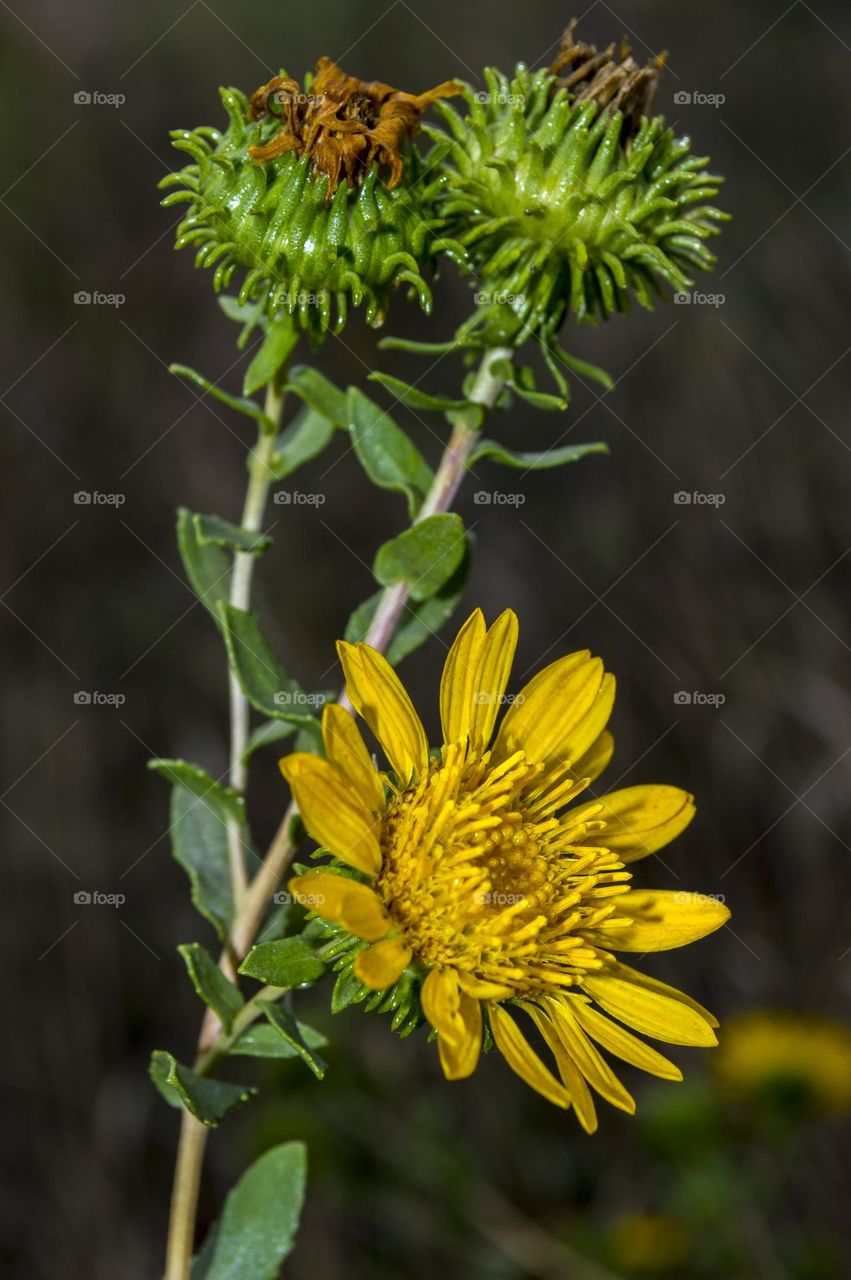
247, 57, 462, 198
549, 19, 666, 140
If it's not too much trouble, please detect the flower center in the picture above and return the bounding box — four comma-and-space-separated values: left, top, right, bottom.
374, 745, 630, 994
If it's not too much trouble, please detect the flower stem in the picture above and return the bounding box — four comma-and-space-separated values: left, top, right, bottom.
346, 344, 512, 677
224, 383, 284, 930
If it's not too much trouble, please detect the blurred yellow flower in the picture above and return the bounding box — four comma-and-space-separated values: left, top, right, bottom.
283, 609, 729, 1130
714, 1011, 851, 1114
610, 1213, 690, 1272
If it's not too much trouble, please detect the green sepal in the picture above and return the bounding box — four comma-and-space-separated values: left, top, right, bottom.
373, 514, 467, 603
149, 1050, 256, 1126
177, 507, 231, 620
178, 942, 245, 1032
193, 513, 270, 555
218, 603, 322, 724
238, 937, 326, 989
347, 387, 433, 518
284, 366, 348, 426
368, 371, 467, 412
269, 406, 336, 480
148, 758, 245, 824
229, 1023, 327, 1060
258, 1000, 327, 1079
243, 318, 299, 397
190, 1141, 306, 1280
469, 439, 609, 469
170, 364, 273, 431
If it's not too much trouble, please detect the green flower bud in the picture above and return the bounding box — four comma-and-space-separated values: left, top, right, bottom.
426, 24, 727, 349
160, 59, 464, 339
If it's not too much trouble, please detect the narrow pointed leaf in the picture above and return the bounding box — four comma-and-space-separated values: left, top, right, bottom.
149, 1050, 256, 1126
178, 942, 245, 1031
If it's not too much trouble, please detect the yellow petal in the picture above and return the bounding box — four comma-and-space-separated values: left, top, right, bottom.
567, 996, 683, 1081
526, 1004, 598, 1132
279, 753, 380, 875
489, 1003, 571, 1109
437, 993, 482, 1080
337, 641, 428, 784
570, 785, 696, 863
354, 936, 412, 990
562, 672, 616, 765
493, 651, 608, 766
321, 704, 385, 815
421, 967, 464, 1042
456, 972, 515, 1001
288, 872, 391, 942
571, 730, 614, 783
439, 609, 486, 746
469, 609, 519, 752
546, 999, 635, 1114
582, 970, 718, 1047
610, 889, 730, 952
607, 961, 720, 1028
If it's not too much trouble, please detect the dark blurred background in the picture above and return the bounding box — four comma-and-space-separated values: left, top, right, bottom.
3, 1, 851, 1277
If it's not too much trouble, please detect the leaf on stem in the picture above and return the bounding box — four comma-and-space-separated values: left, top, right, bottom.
347, 388, 433, 518
284, 366, 348, 426
149, 1050, 256, 1126
177, 507, 231, 620
373, 514, 467, 603
469, 440, 609, 469
178, 942, 245, 1032
167, 785, 238, 941
148, 759, 245, 824
170, 365, 273, 430
218, 604, 324, 725
243, 318, 299, 397
239, 937, 326, 989
193, 514, 271, 555
269, 406, 336, 480
229, 1022, 328, 1060
257, 1000, 327, 1078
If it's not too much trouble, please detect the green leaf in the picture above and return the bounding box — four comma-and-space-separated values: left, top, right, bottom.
347, 387, 433, 518
331, 967, 366, 1013
218, 296, 267, 351
555, 346, 615, 391
378, 336, 467, 356
148, 758, 245, 824
243, 718, 298, 762
239, 937, 325, 989
284, 366, 348, 426
269, 405, 335, 481
149, 1050, 256, 1126
509, 383, 568, 411
345, 539, 471, 666
177, 507, 231, 619
258, 1000, 327, 1078
230, 1022, 327, 1060
170, 365, 272, 430
243, 318, 299, 396
178, 942, 245, 1031
193, 513, 270, 555
373, 513, 467, 603
219, 604, 320, 724
192, 1142, 306, 1280
469, 440, 609, 469
168, 785, 235, 941
369, 371, 467, 412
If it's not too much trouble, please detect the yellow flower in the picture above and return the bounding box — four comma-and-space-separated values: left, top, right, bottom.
713, 1011, 851, 1115
282, 609, 729, 1130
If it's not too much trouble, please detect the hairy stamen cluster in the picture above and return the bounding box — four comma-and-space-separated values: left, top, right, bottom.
375, 743, 630, 993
